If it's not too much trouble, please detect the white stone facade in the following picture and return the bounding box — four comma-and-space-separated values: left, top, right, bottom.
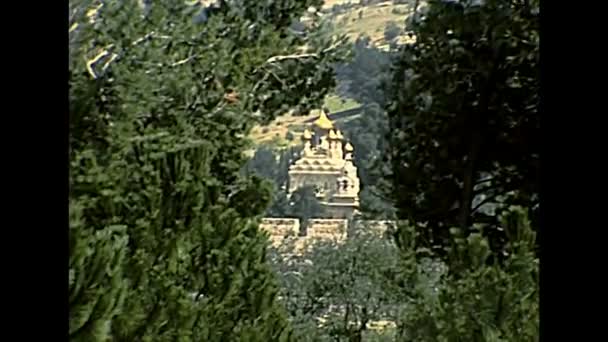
287, 109, 360, 219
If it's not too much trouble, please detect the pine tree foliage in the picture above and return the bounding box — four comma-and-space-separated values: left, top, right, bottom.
385, 0, 540, 256
394, 207, 539, 341
69, 203, 129, 341
69, 0, 347, 340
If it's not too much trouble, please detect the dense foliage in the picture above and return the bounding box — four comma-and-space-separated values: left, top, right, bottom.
385, 0, 540, 257
338, 103, 395, 219
331, 38, 396, 219
264, 1, 539, 340
393, 207, 539, 341
69, 0, 346, 340
269, 207, 538, 341
335, 37, 392, 107
270, 226, 403, 341
70, 0, 540, 341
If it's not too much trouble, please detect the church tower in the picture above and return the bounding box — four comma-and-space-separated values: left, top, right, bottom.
288, 108, 360, 219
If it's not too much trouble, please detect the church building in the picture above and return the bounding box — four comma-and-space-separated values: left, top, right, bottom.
287, 109, 360, 219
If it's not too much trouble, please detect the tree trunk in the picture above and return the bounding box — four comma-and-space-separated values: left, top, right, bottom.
458, 30, 504, 231
459, 134, 481, 230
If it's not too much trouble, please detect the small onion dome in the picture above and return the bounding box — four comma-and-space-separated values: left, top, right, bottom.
328, 129, 338, 139
335, 130, 344, 140
312, 109, 334, 130
302, 128, 312, 140
344, 142, 354, 152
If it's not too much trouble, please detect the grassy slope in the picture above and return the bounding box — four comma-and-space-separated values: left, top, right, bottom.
249, 95, 360, 148
322, 0, 360, 9
332, 2, 413, 44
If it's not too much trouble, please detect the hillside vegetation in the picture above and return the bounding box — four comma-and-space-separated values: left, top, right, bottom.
249, 0, 419, 147
249, 95, 360, 147
332, 2, 414, 44
70, 0, 539, 341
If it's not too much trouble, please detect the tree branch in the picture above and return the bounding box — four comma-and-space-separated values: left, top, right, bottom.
475, 176, 494, 185
267, 69, 287, 88
101, 53, 118, 72
85, 30, 167, 79
265, 53, 318, 64
170, 54, 199, 67
471, 193, 501, 214
473, 182, 503, 197
251, 72, 271, 93
85, 48, 113, 79
132, 31, 156, 46
264, 40, 343, 64
473, 176, 526, 197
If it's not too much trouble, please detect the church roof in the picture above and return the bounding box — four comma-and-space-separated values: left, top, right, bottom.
328, 130, 338, 139
344, 142, 354, 152
312, 109, 334, 130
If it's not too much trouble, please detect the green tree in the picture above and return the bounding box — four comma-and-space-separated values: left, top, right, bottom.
394, 207, 539, 341
267, 190, 292, 217
269, 209, 538, 341
69, 0, 347, 340
335, 36, 392, 106
246, 146, 279, 181
270, 226, 403, 341
244, 145, 302, 217
69, 202, 129, 341
337, 104, 395, 220
385, 0, 540, 257
288, 185, 325, 233
331, 41, 396, 221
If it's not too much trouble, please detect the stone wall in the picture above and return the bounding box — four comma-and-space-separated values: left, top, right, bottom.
259, 218, 300, 246
308, 219, 348, 242
260, 218, 396, 251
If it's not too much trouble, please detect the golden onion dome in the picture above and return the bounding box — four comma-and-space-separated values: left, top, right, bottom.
312, 109, 334, 130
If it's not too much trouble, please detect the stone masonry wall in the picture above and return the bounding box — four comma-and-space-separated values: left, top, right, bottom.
260, 218, 396, 251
